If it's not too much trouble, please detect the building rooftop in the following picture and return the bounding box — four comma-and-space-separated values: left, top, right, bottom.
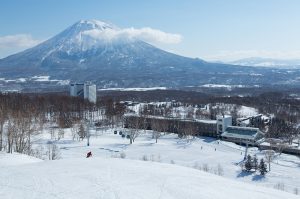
124, 114, 217, 124
217, 115, 232, 119
221, 126, 263, 140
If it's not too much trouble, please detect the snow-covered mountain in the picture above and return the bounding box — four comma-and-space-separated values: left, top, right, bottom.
0, 20, 203, 86
228, 57, 300, 69
0, 20, 300, 88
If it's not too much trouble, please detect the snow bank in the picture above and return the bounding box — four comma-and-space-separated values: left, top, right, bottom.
0, 152, 42, 168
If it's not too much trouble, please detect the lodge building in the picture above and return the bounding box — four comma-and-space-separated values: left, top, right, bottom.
124, 114, 264, 146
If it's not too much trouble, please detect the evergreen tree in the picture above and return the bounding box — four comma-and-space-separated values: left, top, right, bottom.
259, 159, 268, 176
253, 155, 258, 171
245, 154, 252, 172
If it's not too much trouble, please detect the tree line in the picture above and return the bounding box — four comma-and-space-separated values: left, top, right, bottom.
0, 93, 126, 155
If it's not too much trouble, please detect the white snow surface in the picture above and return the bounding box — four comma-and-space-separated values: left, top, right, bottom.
201, 84, 245, 88
98, 87, 167, 91
0, 153, 297, 199
20, 129, 300, 193
238, 106, 258, 117
1, 128, 300, 198
32, 75, 50, 81
228, 57, 300, 69
0, 152, 42, 167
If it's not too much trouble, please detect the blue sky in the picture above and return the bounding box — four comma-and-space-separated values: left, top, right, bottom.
1, 0, 300, 61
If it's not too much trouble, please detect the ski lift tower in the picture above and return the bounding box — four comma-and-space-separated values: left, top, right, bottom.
243, 140, 251, 160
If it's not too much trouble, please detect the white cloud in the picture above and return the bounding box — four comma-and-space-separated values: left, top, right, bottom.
0, 34, 41, 49
0, 34, 43, 58
203, 50, 300, 62
82, 27, 182, 44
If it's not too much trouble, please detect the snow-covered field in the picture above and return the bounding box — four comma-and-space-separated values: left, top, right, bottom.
127, 102, 261, 121
56, 130, 300, 192
1, 129, 299, 198
98, 87, 167, 91
238, 105, 258, 117
0, 76, 70, 86
1, 154, 298, 199
201, 84, 245, 88
0, 152, 42, 167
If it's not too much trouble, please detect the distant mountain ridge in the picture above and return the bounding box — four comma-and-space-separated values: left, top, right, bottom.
228, 57, 300, 69
0, 20, 300, 89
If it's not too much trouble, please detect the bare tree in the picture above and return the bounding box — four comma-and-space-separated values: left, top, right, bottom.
71, 123, 80, 141
184, 121, 198, 142
49, 127, 57, 140
295, 126, 300, 147
0, 103, 7, 151
277, 142, 289, 155
186, 107, 194, 119
151, 119, 163, 143
5, 109, 36, 154
78, 122, 86, 140
58, 128, 65, 140
264, 150, 275, 171
128, 117, 142, 144
7, 119, 16, 153
47, 142, 61, 160
268, 139, 288, 155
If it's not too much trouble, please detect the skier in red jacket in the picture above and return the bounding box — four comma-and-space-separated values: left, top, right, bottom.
86, 151, 92, 158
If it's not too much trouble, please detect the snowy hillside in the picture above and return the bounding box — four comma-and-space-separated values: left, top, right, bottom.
51, 131, 299, 193
0, 19, 206, 82
1, 125, 293, 195
0, 153, 298, 199
0, 152, 42, 167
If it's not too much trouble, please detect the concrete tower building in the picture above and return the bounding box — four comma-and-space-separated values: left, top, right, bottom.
84, 82, 97, 103
216, 115, 232, 136
70, 82, 97, 103
70, 83, 84, 97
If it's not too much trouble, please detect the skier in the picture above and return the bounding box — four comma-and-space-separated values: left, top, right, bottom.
86, 151, 92, 158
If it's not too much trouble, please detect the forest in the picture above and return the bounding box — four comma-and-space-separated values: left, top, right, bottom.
0, 89, 299, 155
